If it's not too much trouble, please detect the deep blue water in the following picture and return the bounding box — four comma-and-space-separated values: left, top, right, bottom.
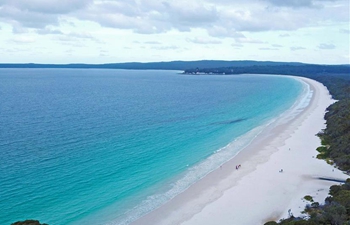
0, 69, 303, 225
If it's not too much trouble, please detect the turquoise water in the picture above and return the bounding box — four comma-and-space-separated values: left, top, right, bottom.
0, 69, 303, 225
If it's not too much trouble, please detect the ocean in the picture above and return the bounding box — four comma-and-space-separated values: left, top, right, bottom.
0, 69, 305, 225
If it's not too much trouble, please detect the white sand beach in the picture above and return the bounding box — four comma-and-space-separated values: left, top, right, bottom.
131, 76, 349, 225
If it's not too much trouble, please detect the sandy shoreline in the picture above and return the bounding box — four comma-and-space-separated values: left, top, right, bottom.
131, 76, 348, 225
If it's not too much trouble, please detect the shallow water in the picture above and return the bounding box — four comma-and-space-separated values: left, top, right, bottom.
0, 69, 302, 225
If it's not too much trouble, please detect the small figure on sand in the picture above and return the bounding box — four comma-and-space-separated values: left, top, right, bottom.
279, 169, 284, 173
236, 165, 241, 170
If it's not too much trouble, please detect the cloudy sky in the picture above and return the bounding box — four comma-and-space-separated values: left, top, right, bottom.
0, 0, 349, 64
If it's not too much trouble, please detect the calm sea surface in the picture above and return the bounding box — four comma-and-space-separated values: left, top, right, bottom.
0, 69, 303, 225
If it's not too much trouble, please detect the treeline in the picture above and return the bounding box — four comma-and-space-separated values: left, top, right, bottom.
0, 60, 306, 70
183, 64, 350, 76
304, 73, 350, 171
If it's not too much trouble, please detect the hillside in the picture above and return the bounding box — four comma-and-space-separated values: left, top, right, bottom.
0, 60, 307, 70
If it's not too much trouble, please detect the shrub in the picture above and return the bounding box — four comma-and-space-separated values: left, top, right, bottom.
304, 195, 314, 202
264, 221, 278, 225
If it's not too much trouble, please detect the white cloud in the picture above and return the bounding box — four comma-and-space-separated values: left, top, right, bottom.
68, 32, 94, 39
272, 44, 283, 47
340, 29, 349, 34
262, 0, 314, 8
0, 0, 92, 14
231, 43, 243, 47
261, 0, 339, 8
318, 43, 336, 49
57, 36, 86, 47
151, 45, 180, 50
186, 37, 221, 44
37, 28, 63, 35
0, 5, 58, 28
10, 36, 36, 44
290, 46, 306, 51
144, 41, 162, 45
235, 37, 266, 44
279, 33, 290, 37
259, 47, 278, 50
99, 49, 108, 57
0, 0, 348, 64
0, 0, 347, 35
207, 26, 244, 38
11, 25, 29, 34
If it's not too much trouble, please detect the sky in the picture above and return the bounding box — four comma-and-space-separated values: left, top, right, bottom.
0, 0, 349, 64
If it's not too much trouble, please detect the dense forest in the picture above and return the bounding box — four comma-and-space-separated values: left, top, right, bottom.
310, 74, 350, 171
293, 73, 350, 172
184, 64, 350, 76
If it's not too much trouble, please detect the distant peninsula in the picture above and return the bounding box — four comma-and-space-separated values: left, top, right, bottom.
1, 60, 349, 77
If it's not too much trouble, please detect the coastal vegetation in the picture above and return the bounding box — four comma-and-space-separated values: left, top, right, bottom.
184, 64, 349, 76
308, 73, 350, 172
264, 178, 350, 225
304, 195, 314, 202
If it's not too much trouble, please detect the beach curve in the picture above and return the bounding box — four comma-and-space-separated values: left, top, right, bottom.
130, 76, 349, 225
